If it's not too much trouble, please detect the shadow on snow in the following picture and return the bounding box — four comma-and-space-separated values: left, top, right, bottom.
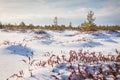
81, 41, 103, 47
6, 45, 33, 57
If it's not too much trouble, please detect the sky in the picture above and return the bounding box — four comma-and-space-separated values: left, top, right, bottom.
0, 0, 120, 26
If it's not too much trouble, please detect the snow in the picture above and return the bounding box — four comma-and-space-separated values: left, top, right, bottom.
0, 29, 120, 80
6, 45, 33, 56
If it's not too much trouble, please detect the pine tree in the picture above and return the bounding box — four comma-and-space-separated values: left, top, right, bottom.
87, 11, 95, 27
81, 11, 96, 31
53, 16, 58, 27
69, 22, 72, 27
0, 22, 2, 29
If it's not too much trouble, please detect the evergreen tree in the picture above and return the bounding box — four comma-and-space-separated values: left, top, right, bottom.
69, 22, 72, 27
87, 11, 95, 27
0, 22, 2, 29
81, 11, 96, 31
19, 21, 26, 29
53, 16, 58, 27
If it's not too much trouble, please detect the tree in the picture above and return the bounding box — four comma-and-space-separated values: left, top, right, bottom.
0, 22, 2, 29
81, 21, 90, 31
69, 22, 72, 27
53, 16, 58, 27
19, 21, 25, 27
87, 10, 96, 27
81, 11, 96, 31
19, 21, 26, 29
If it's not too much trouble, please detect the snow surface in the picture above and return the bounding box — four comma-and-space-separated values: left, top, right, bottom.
0, 29, 120, 80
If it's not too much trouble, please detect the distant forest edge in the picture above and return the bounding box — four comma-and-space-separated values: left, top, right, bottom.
0, 11, 120, 31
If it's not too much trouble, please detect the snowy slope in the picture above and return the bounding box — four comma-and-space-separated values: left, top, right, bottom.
0, 29, 120, 80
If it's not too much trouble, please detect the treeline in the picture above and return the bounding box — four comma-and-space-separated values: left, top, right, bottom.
0, 22, 120, 31
1, 10, 120, 31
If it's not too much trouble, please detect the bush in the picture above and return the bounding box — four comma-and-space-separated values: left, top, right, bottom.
34, 30, 47, 34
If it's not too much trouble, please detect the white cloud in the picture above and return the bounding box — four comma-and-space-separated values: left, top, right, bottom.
96, 0, 120, 17
0, 0, 120, 25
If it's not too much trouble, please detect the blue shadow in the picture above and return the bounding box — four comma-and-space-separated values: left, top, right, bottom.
81, 41, 103, 47
93, 33, 110, 39
6, 45, 33, 56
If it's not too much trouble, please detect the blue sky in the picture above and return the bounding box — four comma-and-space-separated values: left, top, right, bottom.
0, 0, 120, 26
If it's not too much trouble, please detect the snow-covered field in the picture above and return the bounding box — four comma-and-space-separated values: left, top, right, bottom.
0, 29, 120, 80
